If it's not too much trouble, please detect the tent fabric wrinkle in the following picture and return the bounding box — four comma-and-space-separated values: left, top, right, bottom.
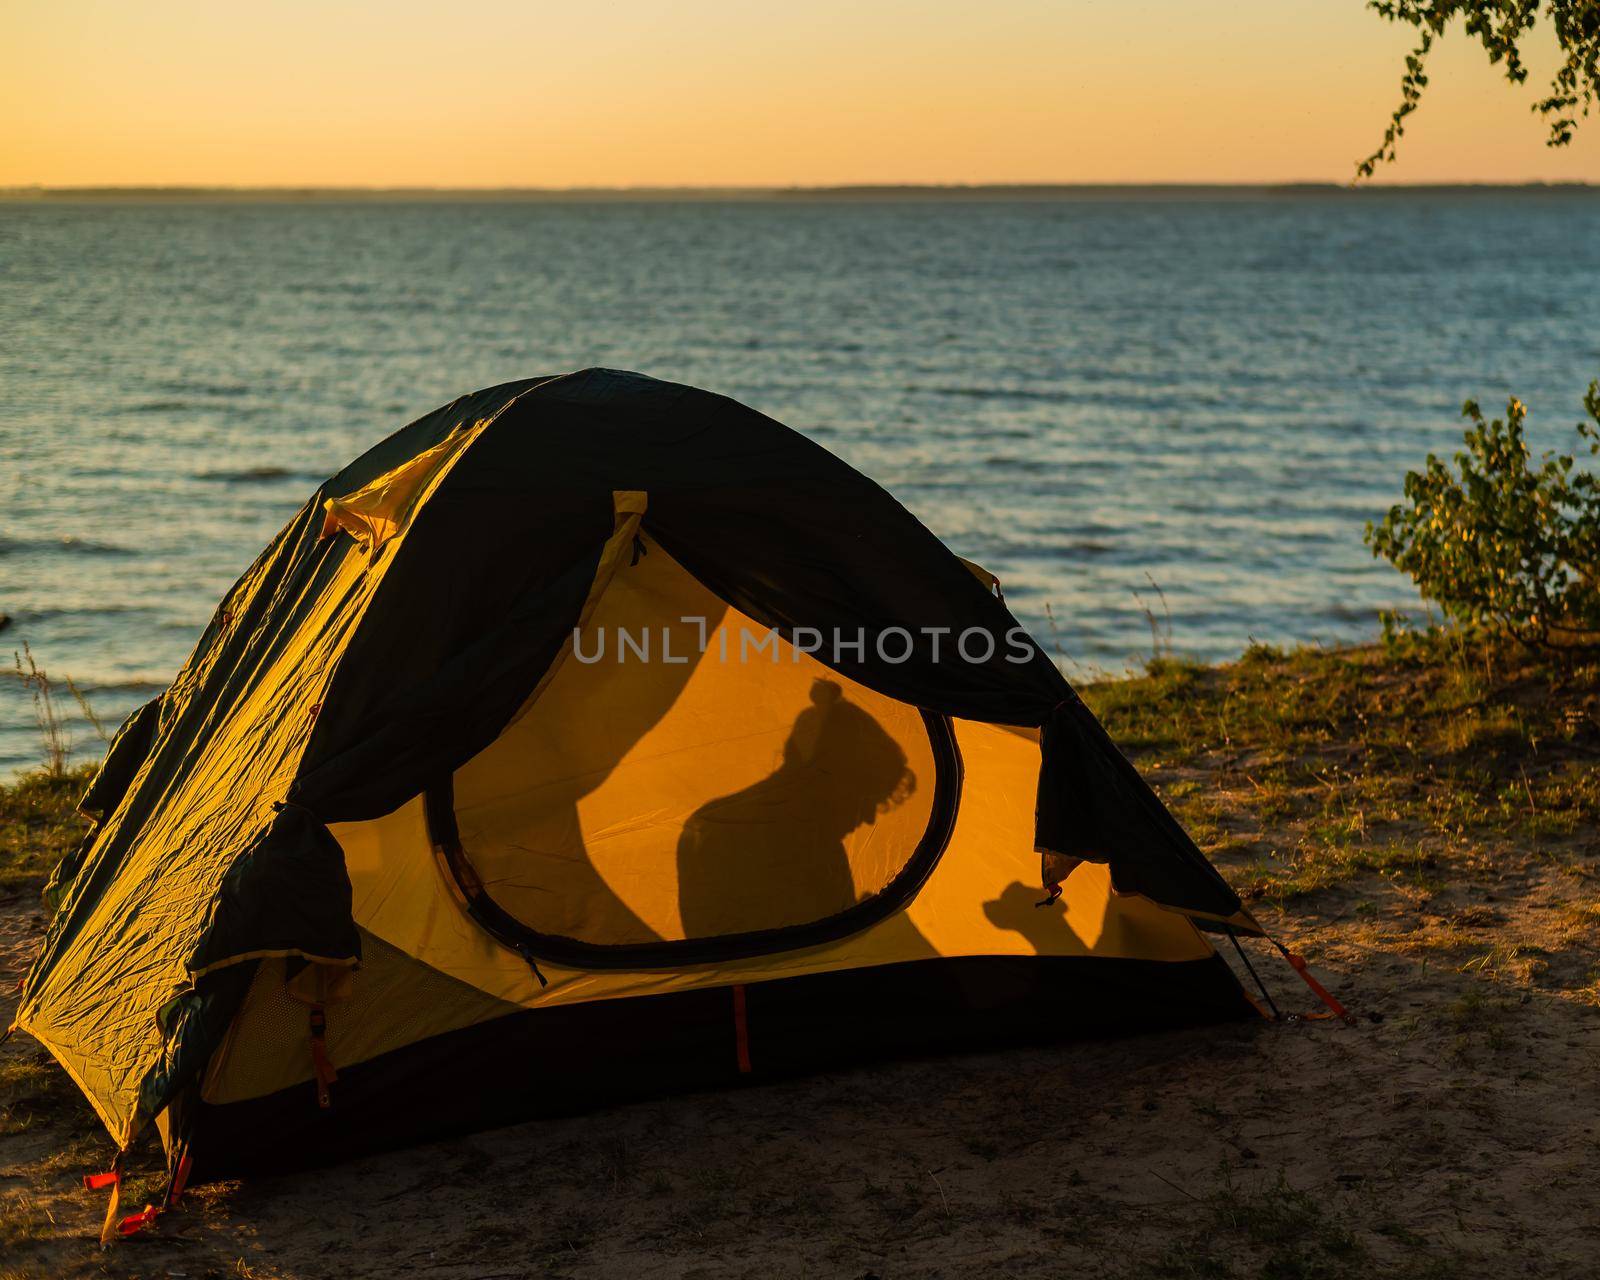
319, 419, 485, 553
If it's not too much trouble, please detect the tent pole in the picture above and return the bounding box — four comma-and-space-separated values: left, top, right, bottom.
1225, 926, 1280, 1021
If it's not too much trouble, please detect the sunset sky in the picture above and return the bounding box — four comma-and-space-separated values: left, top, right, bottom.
4, 1, 1597, 187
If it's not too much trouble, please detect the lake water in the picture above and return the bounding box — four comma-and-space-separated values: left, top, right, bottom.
3, 194, 1598, 775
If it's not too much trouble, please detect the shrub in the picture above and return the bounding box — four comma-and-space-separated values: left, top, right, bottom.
1367, 382, 1600, 651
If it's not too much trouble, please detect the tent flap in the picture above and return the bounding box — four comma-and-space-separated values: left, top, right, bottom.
188, 805, 361, 979
131, 962, 258, 1146
291, 519, 612, 822
78, 695, 163, 823
1036, 697, 1240, 919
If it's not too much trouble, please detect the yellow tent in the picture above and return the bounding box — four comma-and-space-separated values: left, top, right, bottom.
16, 370, 1259, 1226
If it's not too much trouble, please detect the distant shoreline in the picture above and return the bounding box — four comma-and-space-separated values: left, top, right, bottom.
3, 181, 1597, 204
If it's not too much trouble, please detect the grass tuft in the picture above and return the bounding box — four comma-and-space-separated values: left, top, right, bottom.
0, 767, 93, 895
1086, 632, 1600, 918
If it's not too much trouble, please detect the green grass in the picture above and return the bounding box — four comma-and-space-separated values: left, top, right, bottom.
0, 767, 92, 895
1084, 631, 1600, 907
1445, 988, 1515, 1058
1152, 1168, 1366, 1280
1, 767, 104, 1168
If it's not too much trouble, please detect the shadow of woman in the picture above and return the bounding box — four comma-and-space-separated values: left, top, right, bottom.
676, 679, 919, 939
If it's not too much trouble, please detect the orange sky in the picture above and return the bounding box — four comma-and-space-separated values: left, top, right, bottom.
3, 1, 1597, 187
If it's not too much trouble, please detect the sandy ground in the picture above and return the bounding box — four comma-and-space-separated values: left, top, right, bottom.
4, 848, 1598, 1280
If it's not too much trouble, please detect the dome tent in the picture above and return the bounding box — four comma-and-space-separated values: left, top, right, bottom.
16, 369, 1264, 1234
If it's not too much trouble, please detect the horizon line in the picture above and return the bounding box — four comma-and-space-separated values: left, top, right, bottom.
4, 180, 1598, 203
